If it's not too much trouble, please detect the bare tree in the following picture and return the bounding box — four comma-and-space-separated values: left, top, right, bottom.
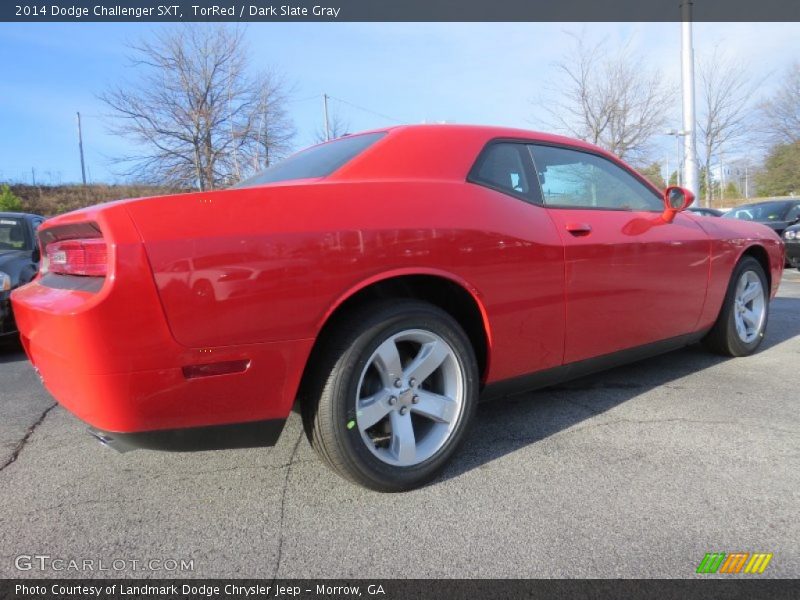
759, 61, 800, 145
314, 105, 350, 143
251, 73, 295, 170
100, 25, 295, 190
541, 34, 672, 164
697, 49, 757, 206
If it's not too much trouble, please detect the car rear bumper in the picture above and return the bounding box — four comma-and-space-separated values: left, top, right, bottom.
10, 212, 314, 446
87, 418, 286, 452
16, 315, 312, 437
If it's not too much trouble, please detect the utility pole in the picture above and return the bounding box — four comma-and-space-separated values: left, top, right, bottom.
76, 112, 87, 185
680, 1, 700, 204
744, 163, 749, 199
323, 93, 331, 142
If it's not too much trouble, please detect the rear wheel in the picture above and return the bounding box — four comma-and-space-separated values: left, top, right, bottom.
702, 256, 769, 357
301, 300, 479, 492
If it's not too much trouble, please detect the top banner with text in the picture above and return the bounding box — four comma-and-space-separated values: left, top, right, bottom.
3, 0, 800, 22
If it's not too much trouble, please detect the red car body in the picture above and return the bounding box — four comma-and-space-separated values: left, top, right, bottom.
11, 125, 784, 450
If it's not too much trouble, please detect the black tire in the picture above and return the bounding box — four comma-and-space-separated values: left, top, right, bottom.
301, 299, 479, 492
702, 256, 769, 357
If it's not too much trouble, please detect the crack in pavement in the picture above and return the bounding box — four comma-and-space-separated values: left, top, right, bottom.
271, 430, 305, 581
123, 459, 316, 482
8, 497, 146, 518
0, 403, 57, 473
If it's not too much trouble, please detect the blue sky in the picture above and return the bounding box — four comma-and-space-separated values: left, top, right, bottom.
1, 22, 798, 184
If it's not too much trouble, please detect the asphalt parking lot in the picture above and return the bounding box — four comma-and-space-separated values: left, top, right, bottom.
1, 271, 798, 579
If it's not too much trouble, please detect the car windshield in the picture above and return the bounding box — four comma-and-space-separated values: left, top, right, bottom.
234, 132, 386, 188
0, 218, 29, 251
723, 201, 792, 222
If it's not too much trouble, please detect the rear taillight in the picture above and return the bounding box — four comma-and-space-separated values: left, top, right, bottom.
45, 238, 108, 277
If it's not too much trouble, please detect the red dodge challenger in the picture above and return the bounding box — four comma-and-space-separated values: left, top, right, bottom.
11, 125, 784, 491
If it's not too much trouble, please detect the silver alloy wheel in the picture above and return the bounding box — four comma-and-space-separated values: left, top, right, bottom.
733, 270, 766, 344
355, 329, 465, 467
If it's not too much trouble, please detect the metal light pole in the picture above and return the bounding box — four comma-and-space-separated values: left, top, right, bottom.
680, 1, 700, 204
76, 112, 87, 185
744, 163, 750, 199
665, 130, 687, 186
323, 94, 331, 142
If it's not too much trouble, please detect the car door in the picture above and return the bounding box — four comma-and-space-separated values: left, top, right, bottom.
528, 143, 710, 364
467, 141, 566, 378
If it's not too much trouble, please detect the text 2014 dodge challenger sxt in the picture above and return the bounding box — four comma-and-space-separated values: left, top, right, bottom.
11, 125, 784, 491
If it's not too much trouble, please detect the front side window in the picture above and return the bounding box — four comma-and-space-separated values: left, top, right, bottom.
0, 218, 30, 251
469, 142, 536, 201
235, 132, 386, 188
529, 145, 662, 211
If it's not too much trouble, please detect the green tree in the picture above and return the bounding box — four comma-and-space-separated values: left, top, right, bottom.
637, 162, 666, 189
0, 185, 23, 211
724, 181, 739, 199
668, 170, 679, 186
755, 142, 800, 196
699, 169, 708, 201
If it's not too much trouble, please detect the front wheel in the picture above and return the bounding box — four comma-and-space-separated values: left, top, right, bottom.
703, 256, 770, 357
301, 300, 479, 492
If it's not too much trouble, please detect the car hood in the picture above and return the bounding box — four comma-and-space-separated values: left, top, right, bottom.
699, 215, 783, 242
756, 220, 789, 231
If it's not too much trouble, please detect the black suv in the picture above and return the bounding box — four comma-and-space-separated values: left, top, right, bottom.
0, 213, 45, 337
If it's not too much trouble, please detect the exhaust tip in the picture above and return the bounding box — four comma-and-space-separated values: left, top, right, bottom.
88, 428, 134, 453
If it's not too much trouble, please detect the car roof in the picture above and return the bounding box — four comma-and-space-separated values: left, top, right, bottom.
0, 212, 41, 219
380, 124, 613, 154
330, 124, 623, 183
734, 199, 798, 208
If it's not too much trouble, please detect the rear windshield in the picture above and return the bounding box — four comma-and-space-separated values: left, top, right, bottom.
0, 218, 29, 251
235, 132, 386, 188
723, 201, 791, 222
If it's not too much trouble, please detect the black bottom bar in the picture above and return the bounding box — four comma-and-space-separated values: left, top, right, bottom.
87, 418, 286, 453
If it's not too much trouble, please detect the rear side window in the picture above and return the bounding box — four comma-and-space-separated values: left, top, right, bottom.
469, 142, 538, 202
786, 204, 800, 222
235, 132, 386, 188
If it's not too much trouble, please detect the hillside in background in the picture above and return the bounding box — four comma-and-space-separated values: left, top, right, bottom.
9, 184, 188, 216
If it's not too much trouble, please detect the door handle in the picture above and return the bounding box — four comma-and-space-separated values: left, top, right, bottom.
565, 222, 592, 236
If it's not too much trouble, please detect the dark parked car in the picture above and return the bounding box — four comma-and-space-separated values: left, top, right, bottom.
723, 199, 800, 236
0, 213, 45, 337
689, 207, 725, 217
784, 223, 800, 270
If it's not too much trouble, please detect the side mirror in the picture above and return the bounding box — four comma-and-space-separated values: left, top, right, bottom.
662, 186, 694, 223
